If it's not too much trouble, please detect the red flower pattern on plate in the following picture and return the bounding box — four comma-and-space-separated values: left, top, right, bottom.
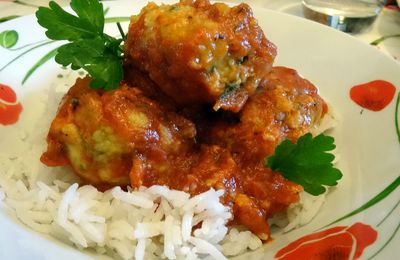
275, 222, 378, 260
350, 80, 396, 111
0, 83, 23, 125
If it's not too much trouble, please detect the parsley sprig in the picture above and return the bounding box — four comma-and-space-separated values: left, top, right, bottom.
266, 133, 342, 196
36, 0, 123, 90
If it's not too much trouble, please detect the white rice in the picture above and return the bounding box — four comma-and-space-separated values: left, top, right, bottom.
0, 81, 337, 259
0, 149, 263, 259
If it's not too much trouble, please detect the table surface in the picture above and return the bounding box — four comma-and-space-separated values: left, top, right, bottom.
0, 0, 399, 61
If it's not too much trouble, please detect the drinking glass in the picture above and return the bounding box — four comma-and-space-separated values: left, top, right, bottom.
302, 0, 387, 33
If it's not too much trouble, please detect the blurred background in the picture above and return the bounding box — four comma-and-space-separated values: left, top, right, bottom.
0, 0, 399, 60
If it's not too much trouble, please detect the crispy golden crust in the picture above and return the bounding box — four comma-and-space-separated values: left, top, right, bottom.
125, 0, 277, 112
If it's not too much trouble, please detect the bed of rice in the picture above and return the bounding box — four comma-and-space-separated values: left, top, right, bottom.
0, 80, 337, 259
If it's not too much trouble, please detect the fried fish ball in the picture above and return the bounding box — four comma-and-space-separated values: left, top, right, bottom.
125, 0, 277, 112
41, 77, 196, 189
207, 66, 328, 164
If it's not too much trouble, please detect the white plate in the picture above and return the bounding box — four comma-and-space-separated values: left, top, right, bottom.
0, 0, 399, 259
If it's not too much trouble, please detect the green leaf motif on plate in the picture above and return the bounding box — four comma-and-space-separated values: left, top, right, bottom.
322, 176, 400, 228
0, 30, 19, 49
22, 47, 59, 84
0, 15, 20, 23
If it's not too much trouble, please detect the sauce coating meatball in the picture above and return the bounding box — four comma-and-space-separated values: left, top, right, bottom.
41, 76, 302, 240
41, 0, 330, 242
206, 66, 328, 164
41, 77, 196, 190
124, 0, 277, 112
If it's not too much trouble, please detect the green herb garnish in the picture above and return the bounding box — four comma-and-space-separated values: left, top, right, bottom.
35, 0, 123, 90
266, 133, 342, 196
220, 79, 241, 98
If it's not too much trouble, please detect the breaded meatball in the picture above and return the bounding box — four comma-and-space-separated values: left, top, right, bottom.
124, 0, 277, 112
207, 66, 328, 164
41, 75, 303, 240
41, 77, 196, 189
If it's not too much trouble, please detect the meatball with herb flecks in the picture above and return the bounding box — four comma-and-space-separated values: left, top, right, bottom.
124, 0, 277, 112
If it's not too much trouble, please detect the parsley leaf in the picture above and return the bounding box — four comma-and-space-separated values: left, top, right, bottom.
55, 38, 105, 69
70, 0, 104, 33
36, 1, 99, 41
36, 0, 123, 90
266, 133, 342, 196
